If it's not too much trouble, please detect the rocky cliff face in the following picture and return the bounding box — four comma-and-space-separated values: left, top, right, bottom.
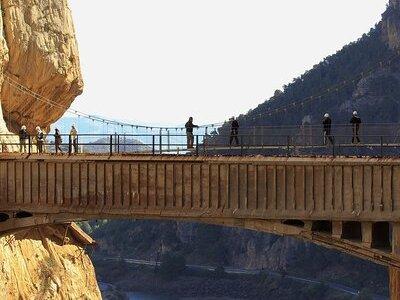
0, 224, 100, 300
0, 1, 98, 297
0, 0, 83, 134
383, 0, 400, 49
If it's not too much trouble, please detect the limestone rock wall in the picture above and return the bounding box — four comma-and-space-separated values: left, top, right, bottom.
0, 0, 83, 133
0, 224, 101, 300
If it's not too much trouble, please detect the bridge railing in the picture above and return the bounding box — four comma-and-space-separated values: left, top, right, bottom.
0, 127, 400, 157
216, 123, 400, 146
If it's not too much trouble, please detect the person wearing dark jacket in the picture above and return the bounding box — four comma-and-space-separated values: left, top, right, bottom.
229, 117, 239, 146
19, 125, 28, 153
185, 117, 199, 149
322, 113, 333, 145
350, 111, 361, 144
35, 126, 44, 153
54, 128, 63, 154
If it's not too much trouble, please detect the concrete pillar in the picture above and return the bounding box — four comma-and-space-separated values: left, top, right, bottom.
361, 222, 372, 248
332, 221, 342, 239
390, 266, 400, 300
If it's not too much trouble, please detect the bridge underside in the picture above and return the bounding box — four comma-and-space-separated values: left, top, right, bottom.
0, 211, 399, 270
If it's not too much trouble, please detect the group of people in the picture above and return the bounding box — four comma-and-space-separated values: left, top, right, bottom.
185, 116, 240, 148
185, 111, 362, 149
16, 114, 363, 153
322, 111, 362, 145
18, 125, 79, 154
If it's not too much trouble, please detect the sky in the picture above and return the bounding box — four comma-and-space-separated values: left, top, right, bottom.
68, 0, 388, 127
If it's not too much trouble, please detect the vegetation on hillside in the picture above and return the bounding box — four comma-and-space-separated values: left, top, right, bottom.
231, 25, 398, 129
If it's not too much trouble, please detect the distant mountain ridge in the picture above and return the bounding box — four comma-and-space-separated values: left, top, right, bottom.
221, 5, 400, 130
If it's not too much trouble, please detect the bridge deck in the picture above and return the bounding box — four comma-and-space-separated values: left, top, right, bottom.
0, 153, 399, 222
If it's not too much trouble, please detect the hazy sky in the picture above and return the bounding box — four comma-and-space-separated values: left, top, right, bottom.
68, 0, 388, 126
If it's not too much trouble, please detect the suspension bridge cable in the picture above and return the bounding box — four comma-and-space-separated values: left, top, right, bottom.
3, 50, 399, 130
4, 74, 225, 130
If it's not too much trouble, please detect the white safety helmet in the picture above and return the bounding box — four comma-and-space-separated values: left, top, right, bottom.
21, 125, 26, 130
35, 126, 41, 131
324, 113, 329, 118
353, 111, 358, 116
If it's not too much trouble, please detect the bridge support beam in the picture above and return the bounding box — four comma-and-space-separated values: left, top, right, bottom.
391, 223, 400, 300
361, 222, 372, 248
332, 221, 342, 239
390, 267, 400, 300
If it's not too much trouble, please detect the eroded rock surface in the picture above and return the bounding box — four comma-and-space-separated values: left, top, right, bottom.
0, 0, 83, 133
0, 224, 100, 300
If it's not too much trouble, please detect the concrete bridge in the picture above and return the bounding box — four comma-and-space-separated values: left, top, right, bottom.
1, 153, 400, 298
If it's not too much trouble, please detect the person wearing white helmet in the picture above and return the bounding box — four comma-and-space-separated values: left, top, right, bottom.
350, 111, 361, 144
322, 113, 333, 145
36, 126, 44, 153
18, 125, 28, 153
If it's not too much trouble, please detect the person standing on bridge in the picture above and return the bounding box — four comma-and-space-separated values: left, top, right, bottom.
350, 111, 361, 144
229, 117, 239, 146
322, 113, 334, 145
19, 125, 28, 153
35, 126, 44, 154
54, 128, 63, 154
69, 125, 78, 154
185, 117, 199, 149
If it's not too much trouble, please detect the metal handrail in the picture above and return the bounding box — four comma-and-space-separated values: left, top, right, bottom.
0, 132, 399, 158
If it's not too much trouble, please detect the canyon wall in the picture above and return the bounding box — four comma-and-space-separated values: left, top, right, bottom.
0, 224, 100, 300
0, 1, 96, 298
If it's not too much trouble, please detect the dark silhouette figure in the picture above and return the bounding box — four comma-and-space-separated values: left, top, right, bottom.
322, 113, 334, 145
350, 111, 361, 144
54, 128, 63, 154
229, 117, 239, 146
185, 117, 199, 149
